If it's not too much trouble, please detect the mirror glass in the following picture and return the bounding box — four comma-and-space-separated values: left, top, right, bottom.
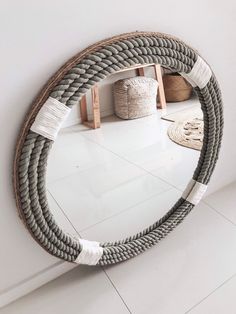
46, 65, 202, 242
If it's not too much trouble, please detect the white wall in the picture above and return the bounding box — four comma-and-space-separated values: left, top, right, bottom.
1, 0, 235, 306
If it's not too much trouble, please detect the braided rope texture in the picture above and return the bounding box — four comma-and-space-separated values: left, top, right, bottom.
14, 32, 223, 265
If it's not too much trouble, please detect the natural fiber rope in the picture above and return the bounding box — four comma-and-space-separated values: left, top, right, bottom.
13, 32, 223, 265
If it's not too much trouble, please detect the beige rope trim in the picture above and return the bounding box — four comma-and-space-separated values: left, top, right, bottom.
30, 97, 71, 140
181, 56, 212, 88
74, 239, 104, 265
182, 179, 208, 205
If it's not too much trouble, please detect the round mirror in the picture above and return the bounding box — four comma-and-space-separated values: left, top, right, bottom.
14, 32, 223, 266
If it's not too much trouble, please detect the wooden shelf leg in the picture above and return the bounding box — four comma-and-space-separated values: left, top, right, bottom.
137, 67, 145, 76
154, 64, 166, 109
80, 95, 88, 122
79, 85, 101, 129
91, 85, 101, 129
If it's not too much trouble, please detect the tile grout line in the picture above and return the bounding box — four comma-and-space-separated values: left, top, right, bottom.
102, 267, 132, 314
48, 178, 174, 237
47, 141, 160, 186
47, 190, 82, 238
78, 130, 183, 191
79, 186, 175, 234
202, 200, 236, 227
184, 272, 236, 313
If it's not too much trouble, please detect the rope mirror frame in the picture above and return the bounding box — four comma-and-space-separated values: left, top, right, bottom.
13, 31, 223, 266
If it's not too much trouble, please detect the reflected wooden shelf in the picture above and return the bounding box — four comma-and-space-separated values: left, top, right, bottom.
79, 63, 166, 129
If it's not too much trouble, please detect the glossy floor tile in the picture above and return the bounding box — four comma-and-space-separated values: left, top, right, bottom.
150, 149, 199, 191
102, 202, 236, 314
187, 274, 236, 314
204, 181, 236, 225
77, 114, 169, 156
124, 142, 199, 190
76, 101, 197, 157
81, 188, 182, 242
48, 158, 171, 232
46, 99, 200, 235
159, 97, 200, 116
47, 129, 118, 183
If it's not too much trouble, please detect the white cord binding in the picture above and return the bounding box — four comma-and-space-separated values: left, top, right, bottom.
182, 179, 208, 205
181, 56, 212, 89
30, 97, 71, 141
75, 239, 103, 265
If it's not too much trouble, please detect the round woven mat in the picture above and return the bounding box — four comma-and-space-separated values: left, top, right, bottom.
168, 118, 203, 151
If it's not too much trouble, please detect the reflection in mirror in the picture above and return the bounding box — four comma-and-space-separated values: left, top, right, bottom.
46, 64, 202, 243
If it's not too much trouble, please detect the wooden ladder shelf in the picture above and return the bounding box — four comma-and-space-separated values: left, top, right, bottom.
79, 63, 166, 129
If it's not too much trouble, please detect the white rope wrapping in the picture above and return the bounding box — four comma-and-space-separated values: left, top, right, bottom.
30, 97, 71, 141
182, 179, 208, 205
75, 239, 103, 265
181, 56, 212, 89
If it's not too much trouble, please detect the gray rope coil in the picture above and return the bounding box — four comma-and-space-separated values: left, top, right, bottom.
13, 32, 223, 265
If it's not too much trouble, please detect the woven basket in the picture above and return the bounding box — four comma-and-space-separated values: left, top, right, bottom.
113, 77, 158, 120
163, 73, 192, 102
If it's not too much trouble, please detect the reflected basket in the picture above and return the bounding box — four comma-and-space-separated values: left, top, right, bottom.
163, 73, 192, 102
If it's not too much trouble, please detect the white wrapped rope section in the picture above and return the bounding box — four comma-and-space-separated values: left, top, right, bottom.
30, 97, 71, 141
75, 239, 104, 265
181, 56, 212, 89
182, 179, 208, 205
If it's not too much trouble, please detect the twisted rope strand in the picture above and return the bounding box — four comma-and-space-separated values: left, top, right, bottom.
14, 32, 223, 265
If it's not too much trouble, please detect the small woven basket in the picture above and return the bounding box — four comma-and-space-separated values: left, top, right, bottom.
163, 73, 192, 102
113, 77, 158, 120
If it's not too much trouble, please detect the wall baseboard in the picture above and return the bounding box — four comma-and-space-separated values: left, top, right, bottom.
0, 262, 76, 308
62, 108, 114, 129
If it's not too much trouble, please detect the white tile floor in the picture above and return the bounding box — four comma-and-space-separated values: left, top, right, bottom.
46, 99, 200, 234
2, 100, 236, 313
